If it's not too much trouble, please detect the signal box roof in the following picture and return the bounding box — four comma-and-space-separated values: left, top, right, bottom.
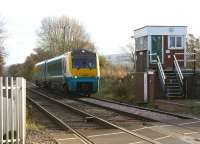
134, 25, 187, 38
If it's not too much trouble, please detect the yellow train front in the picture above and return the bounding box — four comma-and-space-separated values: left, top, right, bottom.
66, 49, 100, 95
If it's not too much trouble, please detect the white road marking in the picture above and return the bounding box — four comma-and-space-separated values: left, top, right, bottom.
128, 135, 171, 144
184, 131, 199, 135
155, 135, 171, 140
57, 125, 170, 141
179, 121, 200, 126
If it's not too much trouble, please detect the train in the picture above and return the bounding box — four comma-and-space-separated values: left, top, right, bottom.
34, 48, 100, 96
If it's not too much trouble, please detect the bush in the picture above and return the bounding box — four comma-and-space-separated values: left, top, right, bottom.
95, 65, 136, 103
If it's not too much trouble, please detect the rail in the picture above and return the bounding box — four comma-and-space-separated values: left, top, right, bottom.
173, 55, 184, 87
27, 97, 95, 144
28, 88, 162, 144
157, 56, 166, 90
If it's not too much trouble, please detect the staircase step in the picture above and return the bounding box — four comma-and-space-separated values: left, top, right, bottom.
165, 74, 176, 77
167, 89, 182, 92
164, 69, 173, 72
165, 82, 179, 85
167, 92, 183, 95
164, 71, 175, 74
166, 76, 177, 78
166, 86, 181, 89
166, 79, 178, 82
167, 95, 184, 98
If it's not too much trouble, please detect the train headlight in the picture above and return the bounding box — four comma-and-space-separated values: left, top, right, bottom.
74, 76, 78, 79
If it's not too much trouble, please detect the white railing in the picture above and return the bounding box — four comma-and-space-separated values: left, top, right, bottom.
157, 56, 166, 85
175, 52, 196, 62
173, 55, 184, 86
174, 52, 196, 69
149, 53, 157, 63
0, 77, 26, 144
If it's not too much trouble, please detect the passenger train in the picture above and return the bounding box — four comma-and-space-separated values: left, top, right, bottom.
34, 48, 100, 96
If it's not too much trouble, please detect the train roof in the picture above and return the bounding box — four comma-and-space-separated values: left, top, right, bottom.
46, 54, 66, 63
35, 48, 96, 66
35, 61, 45, 66
35, 53, 67, 66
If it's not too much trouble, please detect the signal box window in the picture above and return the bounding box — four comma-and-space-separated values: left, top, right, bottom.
169, 36, 183, 49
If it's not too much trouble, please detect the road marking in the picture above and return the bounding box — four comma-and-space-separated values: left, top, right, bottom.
179, 121, 200, 126
155, 135, 171, 140
129, 141, 145, 144
184, 131, 199, 135
129, 135, 171, 144
57, 125, 171, 141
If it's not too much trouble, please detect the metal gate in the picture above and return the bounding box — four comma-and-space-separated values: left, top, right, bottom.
0, 77, 26, 144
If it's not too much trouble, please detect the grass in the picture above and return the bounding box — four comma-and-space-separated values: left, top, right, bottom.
26, 104, 44, 131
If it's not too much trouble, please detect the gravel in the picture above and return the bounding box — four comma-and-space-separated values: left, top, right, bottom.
26, 129, 57, 144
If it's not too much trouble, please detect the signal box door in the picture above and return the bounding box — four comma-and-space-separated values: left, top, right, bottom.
151, 35, 163, 64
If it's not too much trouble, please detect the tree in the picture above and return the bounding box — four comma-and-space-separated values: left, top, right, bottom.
36, 16, 95, 58
0, 16, 6, 75
8, 16, 97, 79
121, 42, 136, 71
186, 34, 200, 69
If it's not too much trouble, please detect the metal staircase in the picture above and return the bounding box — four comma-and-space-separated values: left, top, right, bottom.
164, 70, 184, 98
156, 55, 185, 99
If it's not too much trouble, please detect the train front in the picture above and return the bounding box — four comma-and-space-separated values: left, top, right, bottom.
66, 49, 100, 95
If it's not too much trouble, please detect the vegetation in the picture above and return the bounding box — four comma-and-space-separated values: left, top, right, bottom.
26, 104, 44, 131
186, 34, 200, 69
7, 16, 96, 79
94, 62, 136, 103
0, 16, 6, 75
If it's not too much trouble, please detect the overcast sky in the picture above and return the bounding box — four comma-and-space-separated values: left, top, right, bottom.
1, 0, 200, 65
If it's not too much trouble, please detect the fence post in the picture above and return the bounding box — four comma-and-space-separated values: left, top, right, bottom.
11, 77, 14, 144
5, 77, 9, 144
20, 78, 26, 144
16, 78, 19, 144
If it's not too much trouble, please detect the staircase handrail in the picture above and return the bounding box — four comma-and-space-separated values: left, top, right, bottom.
149, 53, 157, 63
173, 55, 184, 86
157, 56, 166, 85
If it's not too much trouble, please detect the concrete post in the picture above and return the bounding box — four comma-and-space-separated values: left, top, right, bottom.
148, 70, 156, 104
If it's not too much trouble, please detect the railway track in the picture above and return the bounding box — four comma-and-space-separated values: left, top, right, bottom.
27, 88, 163, 144
27, 83, 200, 144
27, 94, 97, 144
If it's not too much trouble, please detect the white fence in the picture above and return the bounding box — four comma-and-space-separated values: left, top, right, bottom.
0, 77, 26, 144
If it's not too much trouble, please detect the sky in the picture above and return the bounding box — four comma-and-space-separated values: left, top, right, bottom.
1, 0, 200, 65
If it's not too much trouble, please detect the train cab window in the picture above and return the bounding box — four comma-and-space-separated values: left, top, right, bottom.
72, 57, 96, 69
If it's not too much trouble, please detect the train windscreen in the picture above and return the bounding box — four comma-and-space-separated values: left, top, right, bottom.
72, 57, 96, 69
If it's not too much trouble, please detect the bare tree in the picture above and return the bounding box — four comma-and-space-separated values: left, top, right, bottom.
0, 16, 6, 75
186, 34, 200, 68
121, 42, 136, 72
36, 16, 95, 58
